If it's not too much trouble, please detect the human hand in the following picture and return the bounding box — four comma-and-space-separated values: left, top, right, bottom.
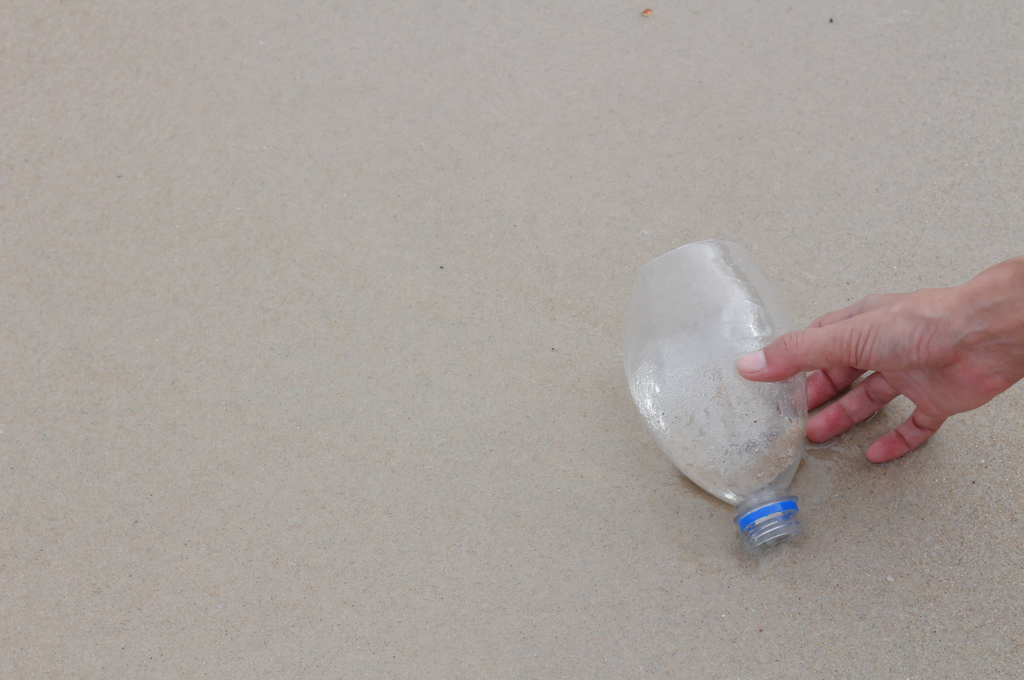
736, 257, 1024, 463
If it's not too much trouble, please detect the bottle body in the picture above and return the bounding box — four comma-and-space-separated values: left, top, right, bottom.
623, 240, 807, 547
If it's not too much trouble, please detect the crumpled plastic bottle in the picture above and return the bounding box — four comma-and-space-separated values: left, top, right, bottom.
623, 239, 808, 550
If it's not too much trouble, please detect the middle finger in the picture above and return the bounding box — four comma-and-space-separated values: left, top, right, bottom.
807, 366, 867, 410
807, 371, 900, 443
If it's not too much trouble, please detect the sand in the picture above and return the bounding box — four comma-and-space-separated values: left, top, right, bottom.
3, 1, 1023, 677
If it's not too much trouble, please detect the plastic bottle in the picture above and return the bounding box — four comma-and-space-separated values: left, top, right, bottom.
622, 239, 808, 550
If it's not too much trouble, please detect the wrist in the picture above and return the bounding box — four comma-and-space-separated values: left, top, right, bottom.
954, 256, 1024, 379
958, 257, 1024, 334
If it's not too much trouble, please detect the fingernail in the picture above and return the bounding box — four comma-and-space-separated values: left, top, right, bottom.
737, 350, 766, 373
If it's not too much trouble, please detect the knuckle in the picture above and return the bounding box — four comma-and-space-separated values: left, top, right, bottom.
911, 410, 943, 435
841, 322, 876, 368
894, 427, 914, 451
820, 368, 841, 394
862, 375, 892, 406
814, 310, 842, 327
897, 311, 956, 366
836, 399, 858, 426
775, 332, 804, 363
777, 331, 800, 353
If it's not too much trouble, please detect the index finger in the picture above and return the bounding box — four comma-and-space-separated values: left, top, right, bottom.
737, 322, 863, 382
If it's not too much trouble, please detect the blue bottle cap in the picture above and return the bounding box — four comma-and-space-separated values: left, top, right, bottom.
735, 496, 801, 550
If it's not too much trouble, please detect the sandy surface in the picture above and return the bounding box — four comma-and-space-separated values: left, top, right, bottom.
3, 1, 1023, 677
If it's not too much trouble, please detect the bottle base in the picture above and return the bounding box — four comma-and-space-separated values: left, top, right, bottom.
735, 496, 801, 551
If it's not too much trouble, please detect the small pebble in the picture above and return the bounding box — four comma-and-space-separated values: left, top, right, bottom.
886, 576, 894, 583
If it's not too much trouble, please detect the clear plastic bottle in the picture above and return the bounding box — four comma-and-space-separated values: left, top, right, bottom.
622, 239, 808, 550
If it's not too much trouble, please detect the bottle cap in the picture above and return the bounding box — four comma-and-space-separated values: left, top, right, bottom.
735, 496, 801, 550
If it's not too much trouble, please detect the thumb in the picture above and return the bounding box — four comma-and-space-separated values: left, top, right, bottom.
737, 324, 862, 382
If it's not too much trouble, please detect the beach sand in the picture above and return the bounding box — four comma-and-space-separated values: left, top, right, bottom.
3, 1, 1022, 676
